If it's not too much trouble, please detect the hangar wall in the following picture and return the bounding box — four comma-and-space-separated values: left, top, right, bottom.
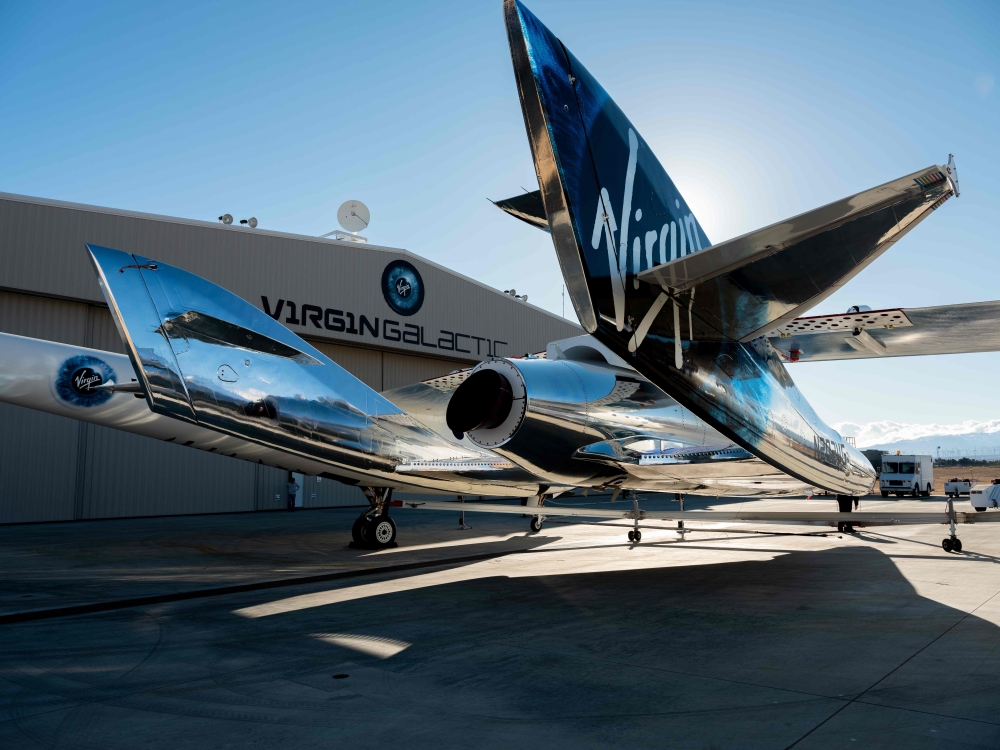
0, 193, 581, 524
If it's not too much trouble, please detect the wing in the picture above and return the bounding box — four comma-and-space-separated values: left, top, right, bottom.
767, 301, 1000, 362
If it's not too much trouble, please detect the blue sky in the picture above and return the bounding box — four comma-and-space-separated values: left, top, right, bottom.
1, 0, 997, 434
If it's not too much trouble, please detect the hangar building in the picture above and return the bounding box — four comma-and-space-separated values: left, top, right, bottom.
0, 192, 580, 524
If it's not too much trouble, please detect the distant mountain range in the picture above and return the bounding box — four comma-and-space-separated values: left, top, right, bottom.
833, 419, 1000, 458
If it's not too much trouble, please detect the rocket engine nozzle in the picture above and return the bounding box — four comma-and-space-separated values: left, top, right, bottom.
446, 369, 514, 435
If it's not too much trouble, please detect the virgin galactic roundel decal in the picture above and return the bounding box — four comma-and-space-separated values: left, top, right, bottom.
55, 355, 115, 407
381, 259, 424, 316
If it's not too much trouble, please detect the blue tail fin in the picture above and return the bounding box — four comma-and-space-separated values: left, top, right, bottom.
504, 0, 709, 338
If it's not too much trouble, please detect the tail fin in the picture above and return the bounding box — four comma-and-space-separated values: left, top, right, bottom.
504, 1, 881, 496
504, 1, 954, 349
504, 0, 709, 338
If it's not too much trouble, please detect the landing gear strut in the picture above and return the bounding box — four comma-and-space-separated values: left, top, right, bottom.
627, 494, 643, 543
351, 487, 397, 549
527, 493, 546, 533
942, 497, 963, 553
836, 495, 857, 534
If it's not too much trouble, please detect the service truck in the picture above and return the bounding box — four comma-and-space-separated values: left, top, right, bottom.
879, 454, 934, 496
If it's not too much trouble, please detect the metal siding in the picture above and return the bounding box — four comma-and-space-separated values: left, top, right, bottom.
0, 195, 581, 362
0, 291, 89, 345
255, 464, 289, 511
382, 352, 464, 390
0, 403, 78, 523
86, 307, 127, 354
309, 340, 384, 391
301, 475, 367, 508
77, 425, 259, 519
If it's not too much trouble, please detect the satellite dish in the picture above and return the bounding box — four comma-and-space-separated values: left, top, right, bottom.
248, 217, 258, 229
219, 214, 233, 225
337, 200, 370, 233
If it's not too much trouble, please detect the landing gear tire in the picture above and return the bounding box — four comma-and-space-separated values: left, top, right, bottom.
953, 538, 963, 553
352, 514, 367, 544
942, 537, 962, 553
529, 516, 543, 533
628, 530, 641, 542
367, 515, 396, 548
628, 530, 634, 542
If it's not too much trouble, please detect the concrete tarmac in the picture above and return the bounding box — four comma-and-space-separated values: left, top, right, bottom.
1, 494, 999, 748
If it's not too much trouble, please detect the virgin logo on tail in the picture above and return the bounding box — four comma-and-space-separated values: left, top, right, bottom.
591, 128, 704, 331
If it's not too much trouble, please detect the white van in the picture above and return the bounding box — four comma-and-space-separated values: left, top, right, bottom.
970, 482, 1000, 511
879, 454, 934, 497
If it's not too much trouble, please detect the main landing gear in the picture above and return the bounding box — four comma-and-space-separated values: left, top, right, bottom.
351, 487, 397, 550
942, 497, 963, 553
527, 493, 547, 533
628, 494, 644, 543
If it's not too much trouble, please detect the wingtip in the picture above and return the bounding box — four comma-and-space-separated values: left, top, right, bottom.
945, 153, 960, 197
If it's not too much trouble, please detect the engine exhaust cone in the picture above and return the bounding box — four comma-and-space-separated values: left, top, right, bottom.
446, 369, 514, 434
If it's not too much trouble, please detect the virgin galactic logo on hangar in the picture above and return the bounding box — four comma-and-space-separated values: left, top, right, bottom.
260, 259, 508, 357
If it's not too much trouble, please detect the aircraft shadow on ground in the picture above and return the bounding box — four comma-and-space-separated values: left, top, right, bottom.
2, 545, 999, 748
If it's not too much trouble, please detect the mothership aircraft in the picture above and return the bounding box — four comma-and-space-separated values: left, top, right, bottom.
2, 1, 998, 551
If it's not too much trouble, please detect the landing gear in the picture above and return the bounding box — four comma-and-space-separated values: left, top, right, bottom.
942, 537, 963, 553
527, 493, 546, 533
836, 495, 858, 534
351, 514, 366, 544
369, 515, 397, 546
628, 495, 645, 543
942, 497, 962, 553
350, 487, 398, 549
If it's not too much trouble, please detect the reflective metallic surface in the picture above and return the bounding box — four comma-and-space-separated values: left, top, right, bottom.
503, 0, 915, 495
768, 301, 1000, 363
87, 245, 514, 490
437, 347, 809, 494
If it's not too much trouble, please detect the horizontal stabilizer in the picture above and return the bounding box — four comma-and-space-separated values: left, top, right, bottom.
768, 301, 1000, 362
492, 189, 549, 232
637, 161, 959, 341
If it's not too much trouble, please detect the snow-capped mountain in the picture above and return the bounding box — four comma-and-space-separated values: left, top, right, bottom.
834, 420, 1000, 458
